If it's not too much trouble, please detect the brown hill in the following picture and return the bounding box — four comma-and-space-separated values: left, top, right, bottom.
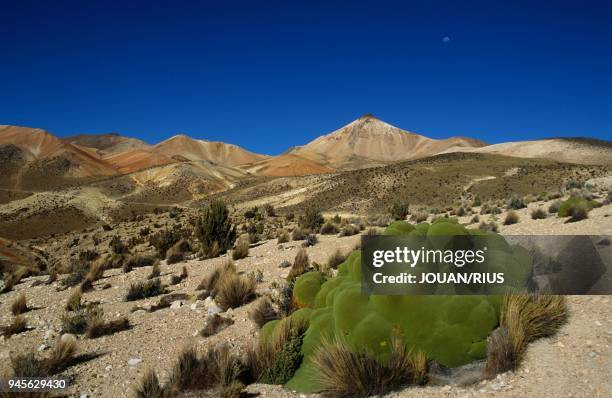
153, 134, 269, 166
64, 132, 150, 156
0, 126, 118, 183
290, 114, 486, 169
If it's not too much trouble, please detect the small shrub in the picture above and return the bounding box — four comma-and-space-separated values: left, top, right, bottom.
86, 317, 130, 338
126, 278, 165, 301
170, 266, 189, 285
248, 298, 279, 328
61, 303, 103, 334
411, 211, 428, 223
287, 249, 309, 281
11, 293, 29, 315
197, 261, 235, 293
12, 338, 77, 377
302, 234, 318, 247
299, 208, 324, 232
291, 228, 308, 241
507, 195, 526, 210
109, 235, 128, 254
558, 197, 593, 222
531, 208, 547, 220
150, 228, 188, 259
61, 261, 89, 289
196, 200, 237, 258
134, 370, 164, 398
166, 239, 191, 264
470, 215, 480, 224
232, 237, 250, 260
504, 211, 520, 225
338, 224, 360, 237
389, 201, 409, 220
123, 254, 156, 273
320, 221, 339, 235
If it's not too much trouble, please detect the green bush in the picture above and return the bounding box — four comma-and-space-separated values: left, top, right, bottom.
266, 219, 533, 393
299, 209, 324, 232
389, 201, 409, 220
557, 197, 596, 221
195, 200, 237, 258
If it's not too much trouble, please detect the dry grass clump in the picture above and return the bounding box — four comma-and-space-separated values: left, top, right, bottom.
166, 239, 191, 265
197, 260, 236, 293
148, 261, 161, 279
287, 248, 309, 281
248, 297, 279, 328
65, 288, 82, 311
11, 293, 29, 315
485, 295, 568, 377
61, 302, 103, 334
478, 220, 499, 233
1, 315, 28, 338
503, 210, 520, 225
123, 254, 156, 273
320, 221, 340, 235
134, 345, 245, 397
291, 228, 309, 241
327, 249, 348, 269
548, 200, 561, 214
232, 236, 250, 260
200, 314, 235, 337
312, 337, 427, 397
86, 317, 130, 339
247, 316, 309, 384
215, 271, 257, 310
277, 229, 290, 243
11, 338, 77, 377
338, 224, 360, 237
411, 210, 429, 223
126, 278, 165, 301
531, 207, 547, 220
170, 266, 189, 285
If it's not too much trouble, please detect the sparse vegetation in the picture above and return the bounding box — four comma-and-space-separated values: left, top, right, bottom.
327, 249, 348, 269
1, 315, 28, 338
200, 314, 235, 337
299, 208, 324, 232
11, 337, 77, 377
389, 201, 410, 220
531, 207, 547, 219
215, 271, 256, 310
148, 261, 161, 279
248, 297, 279, 328
232, 236, 250, 260
479, 220, 499, 232
558, 197, 594, 222
86, 317, 130, 338
320, 221, 340, 235
277, 229, 290, 243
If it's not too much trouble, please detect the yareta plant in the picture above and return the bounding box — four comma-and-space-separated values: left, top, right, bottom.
263, 218, 533, 393
195, 200, 237, 257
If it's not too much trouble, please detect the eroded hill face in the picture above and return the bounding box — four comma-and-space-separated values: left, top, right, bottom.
63, 133, 151, 157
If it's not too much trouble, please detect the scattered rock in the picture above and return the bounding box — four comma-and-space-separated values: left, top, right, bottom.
60, 333, 77, 344
279, 260, 291, 268
170, 300, 183, 309
128, 358, 143, 367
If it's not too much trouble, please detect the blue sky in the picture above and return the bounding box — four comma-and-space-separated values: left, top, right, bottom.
1, 0, 611, 155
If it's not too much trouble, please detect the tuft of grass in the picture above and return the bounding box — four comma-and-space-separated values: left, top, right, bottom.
558, 198, 592, 222
247, 316, 309, 384
164, 345, 244, 394
232, 237, 250, 260
313, 337, 427, 397
338, 224, 360, 237
485, 295, 568, 377
65, 288, 82, 311
248, 298, 279, 328
504, 210, 520, 225
479, 220, 499, 233
215, 272, 256, 310
123, 254, 156, 273
126, 278, 165, 301
1, 315, 28, 338
61, 303, 103, 334
548, 200, 561, 214
147, 261, 161, 279
411, 211, 429, 223
197, 260, 235, 293
470, 214, 480, 224
287, 248, 309, 281
134, 369, 164, 398
170, 266, 189, 285
531, 207, 547, 220
12, 338, 77, 377
277, 230, 290, 244
327, 249, 348, 269
11, 293, 29, 315
291, 228, 308, 241
200, 314, 235, 337
86, 317, 130, 339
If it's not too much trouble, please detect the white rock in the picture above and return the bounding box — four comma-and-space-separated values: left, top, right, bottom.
128, 358, 143, 366
207, 304, 223, 315
170, 301, 182, 309
105, 365, 113, 371
37, 344, 48, 352
80, 394, 88, 398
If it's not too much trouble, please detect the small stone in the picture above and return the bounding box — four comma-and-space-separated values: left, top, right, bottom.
594, 320, 602, 327
80, 394, 88, 398
128, 358, 143, 366
170, 301, 182, 309
37, 344, 48, 352
207, 304, 223, 315
589, 351, 597, 358
279, 260, 291, 268
105, 365, 113, 371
